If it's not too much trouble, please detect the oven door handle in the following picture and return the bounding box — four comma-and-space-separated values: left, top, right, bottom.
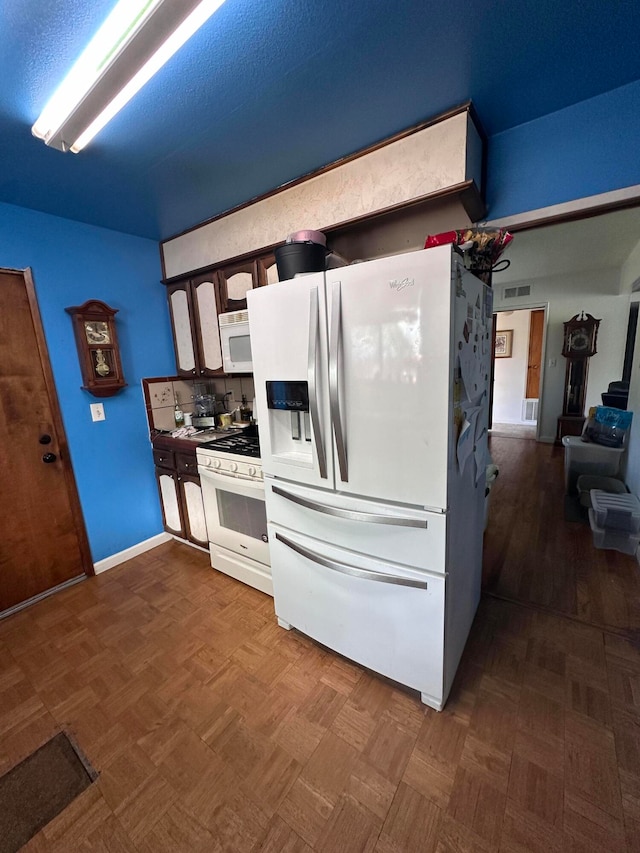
275, 532, 428, 589
308, 286, 328, 479
197, 465, 266, 493
271, 485, 428, 528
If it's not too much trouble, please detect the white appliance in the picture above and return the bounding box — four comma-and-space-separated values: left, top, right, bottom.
196, 428, 272, 596
247, 245, 492, 710
219, 310, 252, 373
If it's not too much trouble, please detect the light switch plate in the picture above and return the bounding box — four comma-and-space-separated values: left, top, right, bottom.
90, 403, 105, 422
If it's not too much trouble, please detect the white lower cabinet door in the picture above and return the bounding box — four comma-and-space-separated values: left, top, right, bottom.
181, 477, 207, 546
158, 471, 182, 535
269, 524, 446, 708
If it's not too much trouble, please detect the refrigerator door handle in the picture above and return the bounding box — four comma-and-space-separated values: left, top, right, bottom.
308, 286, 328, 479
275, 532, 428, 589
272, 485, 428, 528
329, 281, 348, 481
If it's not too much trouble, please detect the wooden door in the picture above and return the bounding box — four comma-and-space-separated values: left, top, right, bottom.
0, 268, 91, 613
526, 309, 545, 398
489, 312, 497, 429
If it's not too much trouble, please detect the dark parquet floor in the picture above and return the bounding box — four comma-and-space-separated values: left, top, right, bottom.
0, 434, 638, 851
484, 435, 640, 637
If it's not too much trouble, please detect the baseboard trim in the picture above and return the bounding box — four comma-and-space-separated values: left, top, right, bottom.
93, 532, 172, 574
169, 534, 210, 554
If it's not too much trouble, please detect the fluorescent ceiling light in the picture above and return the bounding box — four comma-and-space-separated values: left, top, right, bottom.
32, 0, 226, 153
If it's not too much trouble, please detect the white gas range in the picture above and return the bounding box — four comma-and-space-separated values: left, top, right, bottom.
196, 426, 272, 596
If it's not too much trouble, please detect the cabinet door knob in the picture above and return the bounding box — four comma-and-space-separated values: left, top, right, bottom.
42, 453, 57, 464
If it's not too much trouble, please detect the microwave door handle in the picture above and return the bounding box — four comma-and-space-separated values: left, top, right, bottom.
329, 281, 348, 481
308, 286, 328, 479
275, 532, 428, 589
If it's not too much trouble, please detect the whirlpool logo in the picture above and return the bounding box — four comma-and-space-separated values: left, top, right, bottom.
389, 277, 415, 292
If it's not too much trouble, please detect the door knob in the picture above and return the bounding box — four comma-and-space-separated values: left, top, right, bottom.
39, 434, 52, 444
42, 453, 57, 464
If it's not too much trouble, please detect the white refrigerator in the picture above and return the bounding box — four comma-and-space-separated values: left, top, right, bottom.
247, 245, 492, 710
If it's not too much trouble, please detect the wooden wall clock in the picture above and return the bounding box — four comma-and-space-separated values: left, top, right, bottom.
556, 311, 600, 443
65, 300, 127, 397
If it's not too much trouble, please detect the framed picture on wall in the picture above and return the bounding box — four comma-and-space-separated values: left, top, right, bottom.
495, 329, 513, 358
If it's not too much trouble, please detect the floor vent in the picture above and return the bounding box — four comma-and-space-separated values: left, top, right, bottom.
503, 284, 532, 300
522, 398, 539, 421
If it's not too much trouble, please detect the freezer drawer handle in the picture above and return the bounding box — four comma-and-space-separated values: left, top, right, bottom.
275, 532, 428, 589
329, 281, 348, 482
272, 485, 428, 528
308, 287, 328, 479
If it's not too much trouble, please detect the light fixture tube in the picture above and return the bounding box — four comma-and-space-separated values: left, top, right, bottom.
32, 0, 226, 153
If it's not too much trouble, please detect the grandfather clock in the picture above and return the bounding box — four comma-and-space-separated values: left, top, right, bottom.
555, 311, 600, 443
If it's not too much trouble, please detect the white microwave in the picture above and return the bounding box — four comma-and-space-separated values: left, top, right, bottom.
219, 310, 253, 373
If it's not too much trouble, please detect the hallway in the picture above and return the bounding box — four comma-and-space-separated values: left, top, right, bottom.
484, 435, 640, 636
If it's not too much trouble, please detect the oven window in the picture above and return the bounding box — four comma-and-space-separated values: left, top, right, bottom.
216, 489, 266, 540
229, 333, 252, 364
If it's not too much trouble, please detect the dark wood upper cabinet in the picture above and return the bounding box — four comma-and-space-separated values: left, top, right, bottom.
217, 259, 260, 314
166, 274, 225, 377
165, 252, 281, 377
257, 253, 280, 287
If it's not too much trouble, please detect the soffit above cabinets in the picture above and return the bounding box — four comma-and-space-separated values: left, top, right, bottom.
161, 105, 485, 280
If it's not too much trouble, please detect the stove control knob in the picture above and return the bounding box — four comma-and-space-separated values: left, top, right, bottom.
248, 466, 256, 477
213, 459, 221, 469
230, 462, 238, 472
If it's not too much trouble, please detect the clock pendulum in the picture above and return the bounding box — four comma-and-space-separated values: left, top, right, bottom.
94, 349, 111, 377
555, 311, 601, 444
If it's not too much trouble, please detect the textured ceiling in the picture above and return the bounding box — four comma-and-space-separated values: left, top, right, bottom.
1, 0, 640, 241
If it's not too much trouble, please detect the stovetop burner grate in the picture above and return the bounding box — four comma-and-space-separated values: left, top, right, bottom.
201, 426, 260, 458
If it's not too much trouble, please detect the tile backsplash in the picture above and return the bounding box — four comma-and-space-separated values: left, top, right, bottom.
148, 382, 173, 408
142, 375, 255, 432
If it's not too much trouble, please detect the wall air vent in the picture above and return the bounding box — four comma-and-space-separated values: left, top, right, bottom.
503, 284, 531, 300
522, 399, 539, 422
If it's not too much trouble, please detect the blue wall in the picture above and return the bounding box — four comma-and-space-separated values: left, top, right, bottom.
486, 79, 640, 220
4, 78, 639, 562
0, 201, 175, 561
